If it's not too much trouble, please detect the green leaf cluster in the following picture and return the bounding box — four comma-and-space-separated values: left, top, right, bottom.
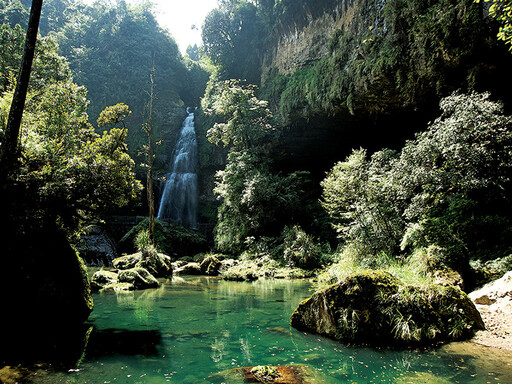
0, 24, 142, 236
202, 79, 321, 255
321, 92, 512, 276
476, 0, 512, 50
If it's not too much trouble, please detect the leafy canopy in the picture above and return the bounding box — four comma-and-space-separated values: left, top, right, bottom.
322, 92, 512, 269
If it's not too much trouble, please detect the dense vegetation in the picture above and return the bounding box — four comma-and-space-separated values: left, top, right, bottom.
319, 93, 512, 287
1, 0, 512, 340
2, 0, 210, 166
199, 0, 512, 288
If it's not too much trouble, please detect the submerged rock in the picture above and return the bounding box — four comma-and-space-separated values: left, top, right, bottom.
209, 364, 319, 383
290, 270, 484, 347
118, 267, 160, 289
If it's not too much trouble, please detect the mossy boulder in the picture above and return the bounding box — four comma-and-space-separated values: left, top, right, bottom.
137, 252, 173, 278
118, 267, 160, 289
113, 252, 173, 278
221, 263, 259, 281
174, 262, 202, 275
290, 270, 484, 347
200, 255, 222, 276
209, 365, 320, 383
113, 254, 140, 270
90, 270, 119, 292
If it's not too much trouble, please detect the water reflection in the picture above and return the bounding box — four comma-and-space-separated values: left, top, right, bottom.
10, 276, 512, 384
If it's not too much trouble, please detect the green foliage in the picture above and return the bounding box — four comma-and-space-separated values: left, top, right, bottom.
120, 218, 208, 257
135, 229, 152, 252
202, 1, 263, 82
282, 225, 323, 269
202, 77, 325, 256
203, 79, 277, 150
0, 33, 142, 235
97, 103, 131, 129
321, 148, 403, 256
476, 0, 512, 50
321, 92, 512, 277
0, 0, 207, 159
212, 151, 310, 254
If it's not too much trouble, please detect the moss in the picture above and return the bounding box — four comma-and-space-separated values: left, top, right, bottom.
291, 270, 484, 347
119, 218, 207, 256
262, 0, 511, 122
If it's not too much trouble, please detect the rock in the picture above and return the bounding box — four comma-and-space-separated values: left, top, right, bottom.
90, 270, 118, 292
118, 267, 159, 289
101, 282, 135, 292
209, 365, 319, 384
200, 255, 222, 276
431, 268, 464, 290
221, 263, 259, 281
290, 270, 485, 347
219, 258, 239, 273
114, 252, 173, 278
470, 271, 512, 314
174, 262, 202, 275
137, 252, 173, 278
172, 260, 188, 269
77, 225, 118, 266
113, 254, 141, 270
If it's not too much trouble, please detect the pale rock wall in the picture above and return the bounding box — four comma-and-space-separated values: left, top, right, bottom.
261, 0, 358, 84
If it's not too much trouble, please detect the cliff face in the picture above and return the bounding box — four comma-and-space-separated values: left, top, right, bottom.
262, 1, 357, 81
259, 0, 512, 178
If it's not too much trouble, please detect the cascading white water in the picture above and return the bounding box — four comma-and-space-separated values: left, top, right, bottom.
157, 108, 198, 228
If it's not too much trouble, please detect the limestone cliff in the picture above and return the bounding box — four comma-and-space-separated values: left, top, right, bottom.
258, 0, 512, 177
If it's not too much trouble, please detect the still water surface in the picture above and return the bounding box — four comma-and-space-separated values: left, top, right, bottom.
34, 276, 512, 383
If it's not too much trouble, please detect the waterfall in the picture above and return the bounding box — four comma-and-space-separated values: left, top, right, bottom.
157, 108, 198, 228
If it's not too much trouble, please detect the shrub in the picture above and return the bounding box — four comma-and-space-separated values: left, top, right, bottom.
282, 225, 323, 269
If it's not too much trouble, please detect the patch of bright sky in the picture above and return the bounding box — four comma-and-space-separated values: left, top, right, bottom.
150, 0, 218, 54
83, 0, 218, 54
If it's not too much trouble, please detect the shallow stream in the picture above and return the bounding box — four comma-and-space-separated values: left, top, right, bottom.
31, 276, 512, 383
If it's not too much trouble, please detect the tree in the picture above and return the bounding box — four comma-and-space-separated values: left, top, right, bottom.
202, 1, 263, 82
0, 0, 42, 183
321, 92, 512, 272
203, 79, 277, 151
143, 57, 156, 243
203, 78, 313, 253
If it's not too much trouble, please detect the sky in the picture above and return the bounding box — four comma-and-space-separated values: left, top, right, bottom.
140, 0, 219, 54
83, 0, 219, 54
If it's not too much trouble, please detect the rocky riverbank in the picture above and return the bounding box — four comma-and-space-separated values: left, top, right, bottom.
469, 272, 512, 351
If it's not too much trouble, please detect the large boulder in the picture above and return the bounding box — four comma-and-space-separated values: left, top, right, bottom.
174, 262, 202, 275
113, 253, 141, 270
200, 255, 222, 276
470, 271, 512, 313
137, 252, 173, 278
290, 270, 484, 347
90, 270, 119, 292
118, 267, 160, 289
113, 252, 173, 278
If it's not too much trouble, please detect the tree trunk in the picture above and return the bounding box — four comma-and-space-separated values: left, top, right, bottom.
147, 57, 156, 243
0, 0, 43, 183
